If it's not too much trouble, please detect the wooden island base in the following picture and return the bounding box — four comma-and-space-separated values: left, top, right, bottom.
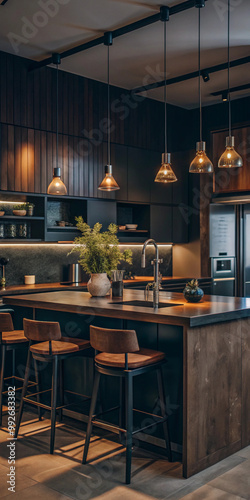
3, 290, 250, 478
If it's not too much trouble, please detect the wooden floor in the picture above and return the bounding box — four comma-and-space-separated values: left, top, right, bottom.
0, 411, 249, 499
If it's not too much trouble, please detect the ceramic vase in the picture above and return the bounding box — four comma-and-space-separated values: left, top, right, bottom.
87, 273, 111, 297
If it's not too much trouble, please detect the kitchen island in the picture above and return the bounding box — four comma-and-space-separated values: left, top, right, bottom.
3, 289, 250, 478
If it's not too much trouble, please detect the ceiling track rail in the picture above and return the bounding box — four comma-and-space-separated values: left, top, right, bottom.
132, 55, 250, 93
29, 0, 208, 71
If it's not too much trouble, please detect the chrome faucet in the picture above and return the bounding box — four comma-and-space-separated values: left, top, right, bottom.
141, 239, 163, 308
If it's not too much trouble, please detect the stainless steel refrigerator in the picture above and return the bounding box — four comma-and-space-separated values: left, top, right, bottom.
210, 203, 250, 297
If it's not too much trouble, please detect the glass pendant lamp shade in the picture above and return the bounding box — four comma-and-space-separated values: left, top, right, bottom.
218, 136, 243, 168
190, 142, 213, 174
98, 165, 119, 191
155, 153, 177, 182
47, 167, 67, 195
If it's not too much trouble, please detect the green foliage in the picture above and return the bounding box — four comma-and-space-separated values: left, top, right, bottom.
13, 204, 27, 210
69, 217, 133, 277
26, 202, 35, 208
185, 279, 199, 290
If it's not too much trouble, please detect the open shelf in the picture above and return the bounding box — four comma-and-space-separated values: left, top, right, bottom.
0, 216, 44, 220
118, 230, 149, 233
0, 239, 43, 242
47, 226, 79, 231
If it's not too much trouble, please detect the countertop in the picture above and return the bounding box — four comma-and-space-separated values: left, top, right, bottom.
0, 276, 211, 297
3, 289, 250, 327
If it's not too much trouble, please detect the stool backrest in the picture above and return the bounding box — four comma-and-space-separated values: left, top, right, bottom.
90, 325, 139, 354
0, 313, 14, 333
23, 318, 61, 342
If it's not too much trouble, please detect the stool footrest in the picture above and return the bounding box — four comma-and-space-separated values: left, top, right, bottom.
23, 396, 75, 412
92, 418, 126, 434
94, 405, 120, 419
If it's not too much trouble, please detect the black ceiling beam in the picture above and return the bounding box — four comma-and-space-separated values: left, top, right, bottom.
29, 0, 207, 71
211, 83, 250, 97
132, 55, 250, 93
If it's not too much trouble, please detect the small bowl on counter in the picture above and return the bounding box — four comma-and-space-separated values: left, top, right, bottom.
13, 210, 27, 216
0, 211, 5, 217
126, 224, 138, 230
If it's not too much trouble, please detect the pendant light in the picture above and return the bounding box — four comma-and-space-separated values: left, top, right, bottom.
218, 0, 243, 168
98, 32, 120, 191
155, 6, 177, 183
47, 53, 67, 195
189, 1, 213, 174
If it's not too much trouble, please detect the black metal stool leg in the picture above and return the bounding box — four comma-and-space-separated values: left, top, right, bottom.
125, 372, 133, 485
0, 345, 6, 426
34, 359, 42, 421
59, 359, 64, 422
119, 377, 125, 444
157, 366, 172, 462
50, 355, 58, 454
12, 349, 15, 386
82, 371, 100, 464
15, 349, 32, 438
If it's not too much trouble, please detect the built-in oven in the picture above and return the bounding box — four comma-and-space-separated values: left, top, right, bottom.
211, 257, 236, 296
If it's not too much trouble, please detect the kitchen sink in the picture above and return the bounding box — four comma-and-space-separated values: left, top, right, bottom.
110, 300, 183, 308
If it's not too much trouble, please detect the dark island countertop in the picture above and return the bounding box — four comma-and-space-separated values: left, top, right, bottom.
3, 289, 250, 327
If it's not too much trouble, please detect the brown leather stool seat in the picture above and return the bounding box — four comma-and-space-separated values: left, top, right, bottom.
95, 348, 165, 369
30, 338, 90, 355
2, 330, 28, 344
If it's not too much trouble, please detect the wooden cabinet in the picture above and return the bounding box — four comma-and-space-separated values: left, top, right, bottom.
172, 206, 189, 243
150, 205, 173, 243
127, 147, 151, 202
111, 144, 128, 201
87, 199, 117, 231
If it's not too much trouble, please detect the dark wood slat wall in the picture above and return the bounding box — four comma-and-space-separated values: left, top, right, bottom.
0, 51, 167, 196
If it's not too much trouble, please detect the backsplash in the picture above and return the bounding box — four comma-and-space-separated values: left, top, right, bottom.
0, 244, 172, 286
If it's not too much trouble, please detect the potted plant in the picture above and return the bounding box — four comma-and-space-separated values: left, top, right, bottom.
183, 279, 204, 303
13, 204, 27, 216
69, 217, 132, 297
26, 202, 35, 216
0, 206, 5, 217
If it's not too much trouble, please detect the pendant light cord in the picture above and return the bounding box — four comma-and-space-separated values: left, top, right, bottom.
56, 62, 59, 171
164, 19, 167, 154
107, 44, 111, 166
198, 7, 202, 143
228, 0, 231, 137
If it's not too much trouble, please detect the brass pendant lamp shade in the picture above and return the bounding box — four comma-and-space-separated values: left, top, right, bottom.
218, 0, 243, 169
155, 7, 177, 184
189, 2, 213, 174
98, 32, 120, 191
47, 53, 67, 195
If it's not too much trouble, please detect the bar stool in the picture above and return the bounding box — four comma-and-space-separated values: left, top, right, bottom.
83, 325, 172, 484
0, 312, 34, 426
15, 318, 91, 454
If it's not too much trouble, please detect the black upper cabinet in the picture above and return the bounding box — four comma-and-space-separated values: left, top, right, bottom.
111, 144, 128, 201
150, 150, 173, 204
171, 150, 191, 206
127, 147, 151, 202
172, 205, 189, 244
150, 205, 173, 243
87, 199, 117, 231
